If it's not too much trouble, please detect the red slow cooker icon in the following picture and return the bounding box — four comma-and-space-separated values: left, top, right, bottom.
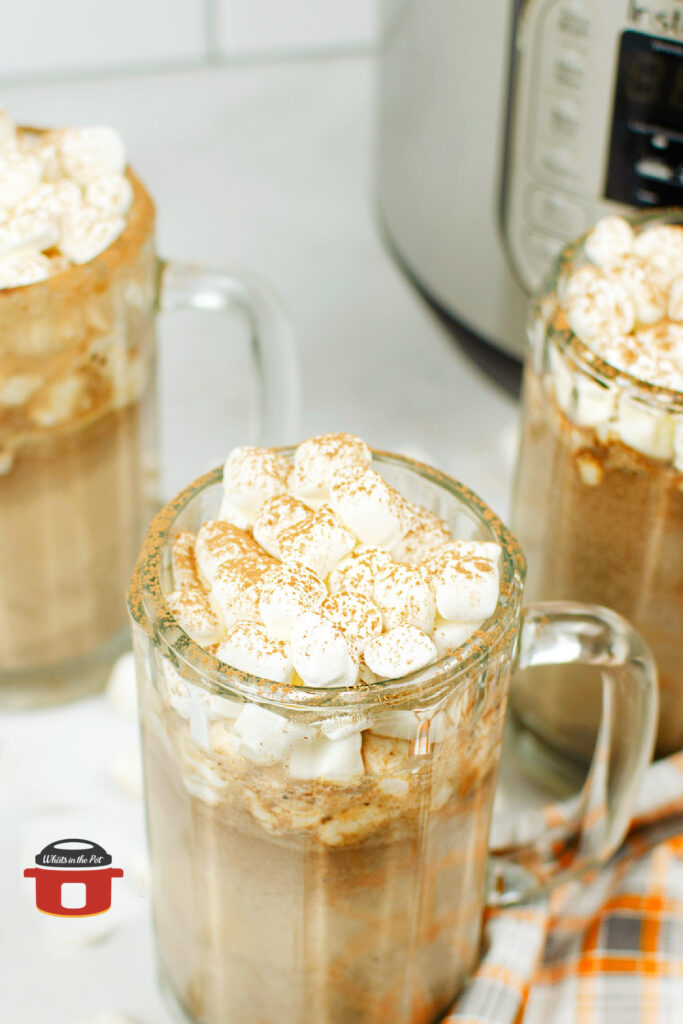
24, 838, 123, 917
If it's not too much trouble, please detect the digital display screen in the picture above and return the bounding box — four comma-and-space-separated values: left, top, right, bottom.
605, 31, 683, 206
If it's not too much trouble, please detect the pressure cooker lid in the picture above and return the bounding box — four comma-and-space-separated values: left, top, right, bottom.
35, 838, 112, 868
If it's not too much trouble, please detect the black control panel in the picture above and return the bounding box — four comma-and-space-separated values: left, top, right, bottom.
605, 30, 683, 206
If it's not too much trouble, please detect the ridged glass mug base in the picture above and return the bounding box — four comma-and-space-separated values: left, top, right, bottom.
0, 627, 129, 710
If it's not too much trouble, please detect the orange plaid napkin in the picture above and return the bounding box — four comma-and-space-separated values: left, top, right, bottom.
448, 753, 683, 1023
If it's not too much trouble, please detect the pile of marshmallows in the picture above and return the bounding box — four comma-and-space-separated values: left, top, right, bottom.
0, 109, 131, 288
551, 216, 683, 465
168, 435, 501, 692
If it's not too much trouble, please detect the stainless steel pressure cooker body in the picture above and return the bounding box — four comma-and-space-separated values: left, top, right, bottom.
376, 0, 683, 359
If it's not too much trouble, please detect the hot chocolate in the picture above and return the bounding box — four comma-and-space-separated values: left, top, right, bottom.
512, 213, 683, 760
132, 435, 510, 1024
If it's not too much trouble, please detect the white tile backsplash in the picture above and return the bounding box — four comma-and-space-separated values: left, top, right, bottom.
0, 1, 377, 83
215, 0, 376, 56
0, 0, 207, 80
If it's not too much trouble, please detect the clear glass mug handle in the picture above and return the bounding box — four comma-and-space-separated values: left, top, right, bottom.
156, 260, 300, 445
489, 601, 658, 906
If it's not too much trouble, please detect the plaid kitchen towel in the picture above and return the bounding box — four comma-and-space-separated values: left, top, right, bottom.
449, 753, 683, 1024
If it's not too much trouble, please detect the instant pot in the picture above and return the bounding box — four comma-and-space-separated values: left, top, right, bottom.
376, 0, 683, 359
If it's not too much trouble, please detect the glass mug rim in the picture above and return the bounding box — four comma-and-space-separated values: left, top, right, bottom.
536, 206, 683, 411
128, 449, 527, 712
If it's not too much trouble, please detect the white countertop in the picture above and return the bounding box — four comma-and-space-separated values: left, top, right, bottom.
1, 54, 520, 1024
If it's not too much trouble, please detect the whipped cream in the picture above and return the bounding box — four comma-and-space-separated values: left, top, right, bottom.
0, 109, 132, 287
548, 216, 683, 466
163, 435, 503, 784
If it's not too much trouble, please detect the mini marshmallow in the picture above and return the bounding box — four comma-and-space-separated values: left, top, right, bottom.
422, 541, 501, 623
364, 625, 437, 680
14, 179, 83, 223
320, 591, 383, 659
253, 494, 312, 558
0, 250, 51, 288
572, 374, 618, 428
195, 519, 263, 585
0, 151, 42, 208
674, 418, 683, 472
166, 589, 224, 645
288, 733, 364, 783
291, 433, 371, 507
278, 506, 356, 579
231, 704, 316, 766
58, 126, 126, 182
612, 394, 675, 460
633, 225, 683, 288
606, 255, 667, 326
584, 216, 634, 269
111, 746, 143, 799
371, 709, 446, 743
85, 173, 133, 217
290, 611, 358, 688
216, 622, 293, 684
328, 546, 393, 597
374, 564, 436, 634
211, 556, 274, 628
320, 713, 371, 740
222, 446, 291, 526
259, 562, 327, 640
565, 266, 635, 343
669, 278, 683, 322
171, 532, 201, 590
26, 373, 85, 426
59, 207, 125, 264
329, 465, 406, 547
0, 211, 59, 258
432, 618, 479, 657
391, 501, 450, 563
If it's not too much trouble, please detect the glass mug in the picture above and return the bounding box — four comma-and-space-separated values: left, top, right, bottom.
0, 164, 297, 708
128, 451, 657, 1024
512, 209, 683, 765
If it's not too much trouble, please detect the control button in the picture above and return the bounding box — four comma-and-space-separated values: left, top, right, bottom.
528, 189, 586, 237
548, 97, 581, 139
523, 231, 566, 281
536, 144, 580, 180
554, 49, 586, 90
558, 3, 590, 41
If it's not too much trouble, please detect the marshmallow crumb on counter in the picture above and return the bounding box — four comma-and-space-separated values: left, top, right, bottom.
106, 651, 138, 717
